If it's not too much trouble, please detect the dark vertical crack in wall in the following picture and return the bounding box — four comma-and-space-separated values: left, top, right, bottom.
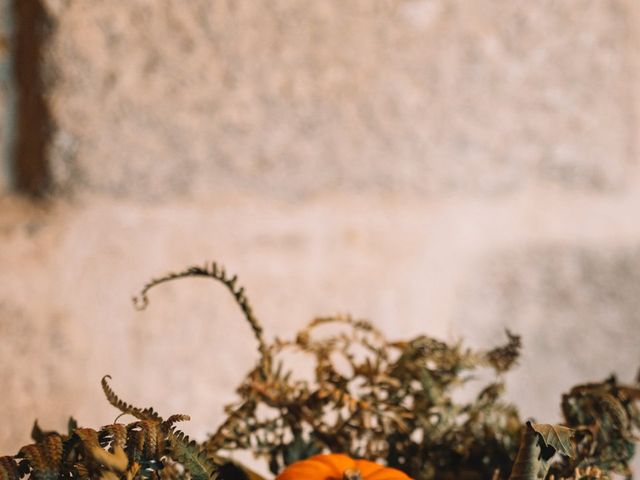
12, 0, 51, 197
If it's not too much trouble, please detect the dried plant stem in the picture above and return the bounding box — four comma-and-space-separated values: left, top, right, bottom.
133, 261, 272, 377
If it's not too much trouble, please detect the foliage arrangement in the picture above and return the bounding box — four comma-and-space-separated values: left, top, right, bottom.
0, 376, 216, 480
1, 261, 639, 480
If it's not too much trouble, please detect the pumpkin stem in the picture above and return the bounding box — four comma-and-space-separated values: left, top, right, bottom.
343, 468, 362, 480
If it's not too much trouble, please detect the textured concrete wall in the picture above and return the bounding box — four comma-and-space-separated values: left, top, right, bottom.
44, 0, 635, 198
1, 0, 640, 475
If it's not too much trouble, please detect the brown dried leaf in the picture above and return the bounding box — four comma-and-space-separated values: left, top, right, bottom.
530, 422, 575, 458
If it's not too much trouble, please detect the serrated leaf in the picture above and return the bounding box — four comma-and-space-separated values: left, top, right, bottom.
530, 422, 575, 458
101, 376, 161, 421
509, 422, 572, 480
167, 430, 217, 480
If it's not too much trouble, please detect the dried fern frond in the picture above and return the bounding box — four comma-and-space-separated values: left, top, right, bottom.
101, 375, 161, 422
3, 377, 220, 480
484, 330, 522, 374
16, 434, 63, 480
133, 262, 271, 377
0, 457, 21, 480
167, 430, 217, 480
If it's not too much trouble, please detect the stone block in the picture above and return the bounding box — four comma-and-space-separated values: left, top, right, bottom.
42, 0, 635, 199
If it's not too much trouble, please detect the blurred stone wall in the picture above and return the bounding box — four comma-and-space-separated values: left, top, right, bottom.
45, 0, 634, 197
1, 0, 640, 474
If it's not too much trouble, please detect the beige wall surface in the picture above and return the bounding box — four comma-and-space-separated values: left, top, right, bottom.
43, 0, 635, 199
1, 0, 640, 475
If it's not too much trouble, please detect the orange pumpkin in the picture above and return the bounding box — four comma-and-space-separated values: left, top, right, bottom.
275, 453, 411, 480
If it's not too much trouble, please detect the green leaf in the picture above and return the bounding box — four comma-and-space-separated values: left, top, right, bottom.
283, 433, 322, 466
167, 429, 218, 480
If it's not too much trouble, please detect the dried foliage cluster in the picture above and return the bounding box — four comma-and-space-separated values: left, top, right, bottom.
0, 376, 216, 480
555, 375, 640, 478
1, 262, 639, 480
206, 316, 523, 480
